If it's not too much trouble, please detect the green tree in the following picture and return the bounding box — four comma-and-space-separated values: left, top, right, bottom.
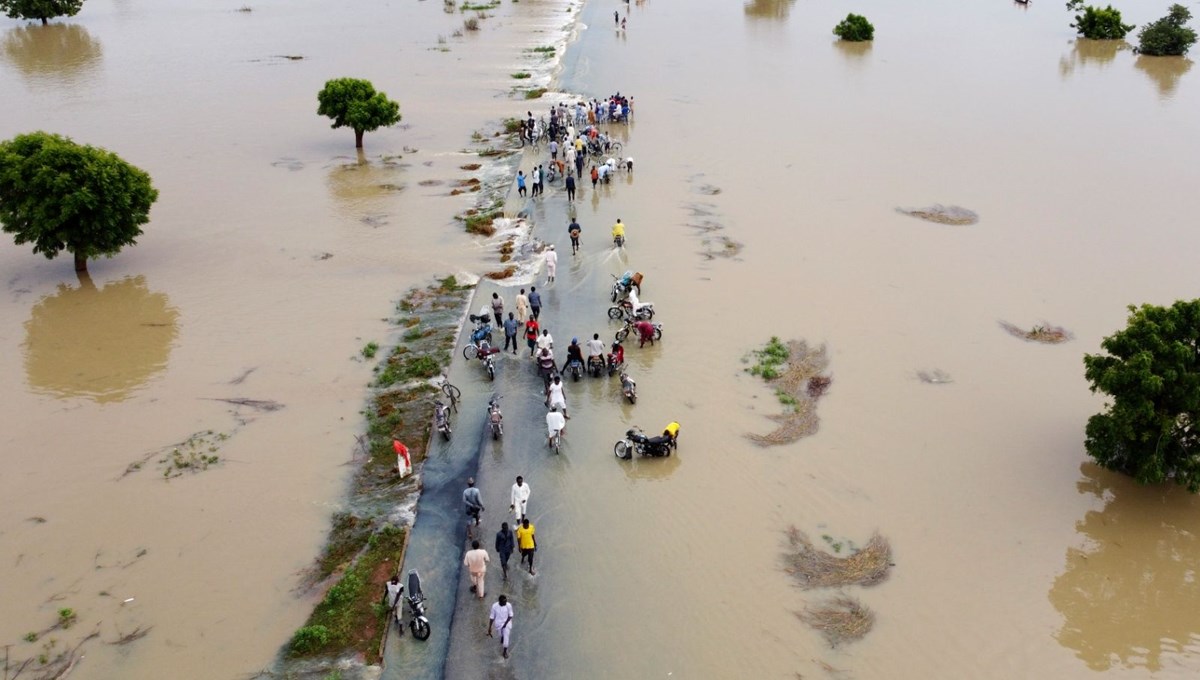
1066, 0, 1135, 40
316, 78, 401, 150
1137, 4, 1197, 56
0, 132, 158, 273
833, 13, 874, 42
0, 0, 83, 25
1083, 300, 1200, 492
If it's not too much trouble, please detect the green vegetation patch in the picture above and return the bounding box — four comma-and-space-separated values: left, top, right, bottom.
510, 72, 532, 80
1137, 4, 1197, 56
524, 88, 548, 99
1066, 0, 1135, 40
746, 336, 790, 381
833, 13, 874, 41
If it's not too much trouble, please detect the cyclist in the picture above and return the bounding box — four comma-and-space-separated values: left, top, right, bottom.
546, 406, 566, 448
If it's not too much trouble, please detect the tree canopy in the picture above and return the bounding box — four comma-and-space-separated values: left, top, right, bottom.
1083, 300, 1200, 492
833, 13, 874, 42
1137, 4, 1198, 56
0, 0, 84, 25
316, 78, 401, 149
0, 131, 158, 273
1066, 0, 1135, 40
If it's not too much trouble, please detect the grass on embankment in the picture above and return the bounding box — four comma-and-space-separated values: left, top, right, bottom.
285, 276, 472, 665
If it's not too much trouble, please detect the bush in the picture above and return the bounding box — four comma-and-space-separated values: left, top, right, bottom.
833, 14, 874, 42
1137, 4, 1197, 55
1066, 0, 1134, 40
289, 625, 332, 655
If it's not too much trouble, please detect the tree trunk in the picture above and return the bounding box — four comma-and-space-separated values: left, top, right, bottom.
41, 17, 49, 25
74, 252, 88, 273
354, 129, 364, 149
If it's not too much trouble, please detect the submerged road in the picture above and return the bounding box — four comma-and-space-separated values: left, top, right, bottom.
383, 161, 653, 678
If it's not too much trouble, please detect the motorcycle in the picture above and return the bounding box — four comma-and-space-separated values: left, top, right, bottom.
566, 357, 584, 382
606, 351, 625, 376
609, 271, 642, 302
607, 298, 654, 321
398, 569, 431, 641
615, 319, 663, 343
487, 394, 504, 440
587, 355, 606, 378
614, 424, 679, 459
613, 233, 625, 248
619, 372, 637, 404
462, 314, 494, 359
434, 400, 452, 440
475, 344, 500, 381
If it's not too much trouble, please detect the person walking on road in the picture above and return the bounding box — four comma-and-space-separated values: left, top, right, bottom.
537, 328, 554, 354
568, 218, 581, 254
565, 172, 576, 202
590, 164, 599, 189
515, 288, 530, 323
487, 594, 515, 658
503, 312, 520, 354
463, 477, 485, 531
524, 317, 540, 357
516, 517, 537, 576
495, 522, 515, 580
510, 476, 531, 521
464, 540, 490, 599
490, 292, 505, 327
544, 245, 558, 284
528, 286, 542, 321
516, 170, 526, 197
545, 374, 569, 418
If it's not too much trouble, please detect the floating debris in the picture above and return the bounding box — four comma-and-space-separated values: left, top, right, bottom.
797, 596, 875, 647
916, 369, 953, 384
897, 204, 979, 225
782, 526, 892, 589
999, 321, 1073, 344
746, 340, 832, 446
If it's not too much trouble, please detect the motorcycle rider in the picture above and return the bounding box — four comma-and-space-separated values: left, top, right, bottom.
546, 405, 566, 448
545, 375, 569, 418
561, 337, 585, 374
611, 218, 625, 246
608, 341, 625, 371
586, 333, 606, 372
536, 347, 556, 386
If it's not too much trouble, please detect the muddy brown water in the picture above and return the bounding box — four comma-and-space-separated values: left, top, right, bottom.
3, 0, 1200, 677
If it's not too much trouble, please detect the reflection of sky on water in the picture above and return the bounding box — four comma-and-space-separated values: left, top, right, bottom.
1, 23, 103, 86
1049, 464, 1200, 671
23, 275, 180, 403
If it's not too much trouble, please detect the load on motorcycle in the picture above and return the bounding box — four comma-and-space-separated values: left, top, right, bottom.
606, 341, 626, 375
610, 270, 643, 302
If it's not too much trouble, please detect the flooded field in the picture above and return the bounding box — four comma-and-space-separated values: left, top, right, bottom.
3, 0, 1200, 677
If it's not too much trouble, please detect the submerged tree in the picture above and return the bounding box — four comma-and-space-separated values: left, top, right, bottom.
1066, 0, 1135, 40
0, 132, 158, 273
0, 0, 84, 25
1083, 300, 1200, 492
1137, 4, 1198, 56
317, 78, 401, 150
833, 13, 874, 42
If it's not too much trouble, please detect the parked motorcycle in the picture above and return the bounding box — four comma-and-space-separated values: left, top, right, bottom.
614, 423, 679, 459
487, 394, 504, 440
615, 319, 663, 343
434, 400, 452, 440
475, 344, 500, 381
462, 314, 494, 359
619, 372, 637, 404
398, 569, 431, 640
587, 355, 606, 378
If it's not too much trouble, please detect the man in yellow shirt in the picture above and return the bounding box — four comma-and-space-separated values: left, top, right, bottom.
515, 517, 537, 576
612, 219, 626, 247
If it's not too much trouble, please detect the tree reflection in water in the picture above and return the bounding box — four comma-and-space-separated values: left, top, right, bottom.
1049, 463, 1200, 671
1135, 55, 1193, 99
23, 275, 179, 403
1, 23, 102, 84
744, 0, 797, 21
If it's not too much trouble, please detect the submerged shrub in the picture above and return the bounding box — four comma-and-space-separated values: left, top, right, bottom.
1137, 4, 1197, 55
1066, 0, 1134, 40
833, 13, 874, 41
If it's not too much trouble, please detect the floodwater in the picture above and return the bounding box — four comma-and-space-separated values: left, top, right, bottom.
3, 0, 1200, 678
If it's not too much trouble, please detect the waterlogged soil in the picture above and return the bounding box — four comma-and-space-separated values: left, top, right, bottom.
4, 0, 1200, 678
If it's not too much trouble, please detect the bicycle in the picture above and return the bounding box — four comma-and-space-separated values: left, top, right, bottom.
440, 375, 461, 413
549, 428, 562, 454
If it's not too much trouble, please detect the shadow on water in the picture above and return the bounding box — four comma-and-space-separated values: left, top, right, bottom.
1058, 39, 1126, 78
0, 23, 102, 85
1134, 54, 1193, 100
1048, 463, 1200, 671
23, 274, 179, 403
744, 0, 797, 21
